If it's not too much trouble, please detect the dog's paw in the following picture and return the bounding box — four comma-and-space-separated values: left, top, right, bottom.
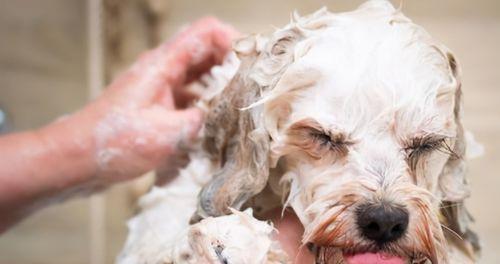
170, 209, 288, 264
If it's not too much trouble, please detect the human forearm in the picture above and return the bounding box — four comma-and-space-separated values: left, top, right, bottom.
0, 113, 97, 231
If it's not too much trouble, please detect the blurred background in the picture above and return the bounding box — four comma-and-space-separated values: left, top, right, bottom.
0, 0, 498, 263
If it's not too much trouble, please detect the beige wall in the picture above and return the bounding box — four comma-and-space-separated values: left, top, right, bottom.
0, 0, 499, 263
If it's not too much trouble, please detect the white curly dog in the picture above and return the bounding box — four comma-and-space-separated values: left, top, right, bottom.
117, 1, 482, 263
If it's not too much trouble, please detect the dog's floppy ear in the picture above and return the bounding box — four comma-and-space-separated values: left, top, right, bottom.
192, 31, 301, 220
437, 51, 481, 258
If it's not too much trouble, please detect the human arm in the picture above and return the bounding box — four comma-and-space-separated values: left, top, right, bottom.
0, 17, 237, 232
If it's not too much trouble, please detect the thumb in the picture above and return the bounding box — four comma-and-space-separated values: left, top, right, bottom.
142, 106, 204, 147
166, 107, 204, 141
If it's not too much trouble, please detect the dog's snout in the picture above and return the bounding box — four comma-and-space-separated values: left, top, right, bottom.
356, 203, 409, 244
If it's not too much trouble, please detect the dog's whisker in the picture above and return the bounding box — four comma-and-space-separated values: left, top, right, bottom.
438, 202, 460, 209
440, 223, 463, 241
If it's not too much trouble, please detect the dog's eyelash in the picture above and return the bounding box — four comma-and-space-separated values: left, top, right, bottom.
405, 136, 458, 170
311, 132, 333, 146
310, 131, 352, 154
406, 137, 446, 153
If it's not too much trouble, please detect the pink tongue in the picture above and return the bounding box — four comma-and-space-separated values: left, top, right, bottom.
344, 252, 405, 264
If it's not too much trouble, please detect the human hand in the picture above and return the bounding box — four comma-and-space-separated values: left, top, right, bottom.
57, 17, 237, 185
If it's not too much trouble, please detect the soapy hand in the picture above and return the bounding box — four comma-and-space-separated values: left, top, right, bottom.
0, 17, 238, 231
73, 17, 237, 183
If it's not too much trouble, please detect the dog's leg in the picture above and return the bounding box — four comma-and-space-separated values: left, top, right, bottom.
170, 209, 288, 264
117, 153, 215, 264
117, 153, 287, 264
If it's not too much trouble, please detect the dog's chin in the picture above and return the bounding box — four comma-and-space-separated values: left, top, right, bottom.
315, 246, 430, 264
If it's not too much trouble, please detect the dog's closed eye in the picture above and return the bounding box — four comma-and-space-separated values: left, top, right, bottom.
406, 136, 446, 154
310, 130, 352, 155
404, 135, 456, 170
286, 118, 353, 160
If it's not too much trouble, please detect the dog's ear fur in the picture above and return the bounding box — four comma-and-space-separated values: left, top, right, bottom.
192, 31, 302, 220
438, 51, 481, 258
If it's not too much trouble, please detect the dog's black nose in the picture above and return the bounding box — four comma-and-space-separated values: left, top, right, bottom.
356, 203, 409, 244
